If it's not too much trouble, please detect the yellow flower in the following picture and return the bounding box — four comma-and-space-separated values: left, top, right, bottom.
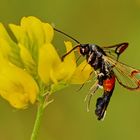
0, 16, 93, 109
0, 56, 38, 108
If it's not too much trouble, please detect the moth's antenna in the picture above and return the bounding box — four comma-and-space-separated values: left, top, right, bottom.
54, 28, 81, 44
54, 28, 82, 60
61, 45, 80, 61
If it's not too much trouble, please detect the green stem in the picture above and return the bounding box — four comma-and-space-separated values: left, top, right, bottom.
30, 99, 45, 140
31, 102, 44, 140
30, 87, 53, 140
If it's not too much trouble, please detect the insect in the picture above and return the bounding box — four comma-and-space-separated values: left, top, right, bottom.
54, 28, 140, 120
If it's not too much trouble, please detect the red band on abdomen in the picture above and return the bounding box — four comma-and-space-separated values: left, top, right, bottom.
103, 76, 116, 92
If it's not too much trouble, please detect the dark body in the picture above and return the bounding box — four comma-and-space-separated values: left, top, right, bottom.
79, 44, 116, 120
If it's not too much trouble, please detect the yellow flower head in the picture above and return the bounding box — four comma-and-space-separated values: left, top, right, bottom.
0, 16, 93, 109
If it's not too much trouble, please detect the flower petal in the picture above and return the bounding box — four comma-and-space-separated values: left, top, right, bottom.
42, 23, 54, 43
20, 16, 54, 45
21, 16, 45, 46
50, 41, 76, 83
19, 43, 36, 75
9, 24, 28, 47
0, 23, 23, 67
0, 38, 11, 58
38, 43, 61, 84
70, 60, 93, 84
0, 57, 39, 108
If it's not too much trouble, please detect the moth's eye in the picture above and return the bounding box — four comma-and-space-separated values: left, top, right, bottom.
80, 47, 89, 55
84, 47, 89, 53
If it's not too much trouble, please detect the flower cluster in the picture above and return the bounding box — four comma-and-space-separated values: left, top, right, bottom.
0, 16, 93, 109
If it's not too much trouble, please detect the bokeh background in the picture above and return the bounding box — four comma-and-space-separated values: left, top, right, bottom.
0, 0, 140, 140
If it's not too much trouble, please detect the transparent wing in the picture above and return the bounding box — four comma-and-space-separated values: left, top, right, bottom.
102, 42, 128, 60
103, 56, 140, 90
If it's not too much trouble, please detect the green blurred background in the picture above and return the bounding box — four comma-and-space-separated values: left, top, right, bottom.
0, 0, 140, 140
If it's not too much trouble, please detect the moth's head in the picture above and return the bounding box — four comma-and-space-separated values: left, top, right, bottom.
78, 44, 90, 56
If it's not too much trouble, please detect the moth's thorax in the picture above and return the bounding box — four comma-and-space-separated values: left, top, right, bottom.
81, 44, 106, 70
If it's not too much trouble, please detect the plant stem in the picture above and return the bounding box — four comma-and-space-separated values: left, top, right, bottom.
30, 98, 45, 140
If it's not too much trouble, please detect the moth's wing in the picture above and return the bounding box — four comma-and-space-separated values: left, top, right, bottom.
102, 42, 128, 60
103, 56, 140, 90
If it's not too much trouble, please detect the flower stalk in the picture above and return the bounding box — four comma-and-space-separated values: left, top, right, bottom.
30, 97, 45, 140
31, 92, 53, 140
